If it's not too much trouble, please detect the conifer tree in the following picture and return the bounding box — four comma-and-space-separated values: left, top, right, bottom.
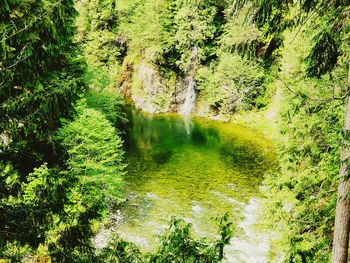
0, 0, 84, 171
233, 0, 350, 261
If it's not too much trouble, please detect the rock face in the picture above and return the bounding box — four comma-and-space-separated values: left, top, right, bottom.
173, 75, 196, 114
131, 63, 170, 114
128, 47, 200, 115
179, 76, 196, 115
176, 46, 198, 115
0, 132, 10, 151
130, 62, 197, 114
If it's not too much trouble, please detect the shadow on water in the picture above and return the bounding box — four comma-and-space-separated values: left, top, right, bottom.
151, 149, 173, 164
191, 126, 207, 145
117, 109, 277, 261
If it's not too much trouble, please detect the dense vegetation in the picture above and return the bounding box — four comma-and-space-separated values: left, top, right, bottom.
98, 215, 233, 263
75, 0, 269, 114
230, 1, 349, 262
1, 0, 350, 262
1, 0, 234, 261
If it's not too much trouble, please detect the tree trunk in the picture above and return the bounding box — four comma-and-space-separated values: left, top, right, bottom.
332, 63, 350, 263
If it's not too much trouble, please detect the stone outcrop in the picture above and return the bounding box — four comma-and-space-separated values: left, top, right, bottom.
123, 46, 203, 115
128, 62, 198, 115
131, 63, 170, 114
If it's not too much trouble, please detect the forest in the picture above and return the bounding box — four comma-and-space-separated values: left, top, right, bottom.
1, 0, 350, 262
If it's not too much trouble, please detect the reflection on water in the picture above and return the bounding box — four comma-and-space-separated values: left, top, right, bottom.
117, 110, 276, 262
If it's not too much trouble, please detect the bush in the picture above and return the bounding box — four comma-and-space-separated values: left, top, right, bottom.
196, 52, 265, 114
57, 106, 125, 204
84, 90, 128, 128
98, 213, 233, 263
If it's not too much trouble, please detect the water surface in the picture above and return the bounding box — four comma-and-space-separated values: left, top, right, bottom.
118, 111, 276, 262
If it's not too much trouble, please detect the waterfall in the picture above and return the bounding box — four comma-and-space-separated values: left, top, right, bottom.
180, 78, 195, 136
183, 114, 192, 135
179, 46, 198, 116
179, 76, 196, 116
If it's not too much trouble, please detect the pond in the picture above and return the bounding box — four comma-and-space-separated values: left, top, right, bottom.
117, 110, 276, 262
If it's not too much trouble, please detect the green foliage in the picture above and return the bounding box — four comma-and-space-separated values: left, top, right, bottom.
306, 31, 339, 77
228, 1, 350, 260
116, 0, 171, 63
98, 236, 145, 263
0, 0, 95, 261
76, 0, 126, 91
56, 105, 125, 204
219, 5, 261, 59
112, 0, 227, 69
0, 241, 31, 262
76, 0, 270, 116
84, 90, 128, 128
7, 0, 349, 262
196, 52, 265, 113
150, 214, 233, 263
1, 97, 126, 262
261, 29, 347, 262
264, 95, 342, 261
172, 0, 224, 71
98, 214, 233, 263
0, 161, 96, 262
46, 100, 126, 261
0, 0, 84, 190
0, 0, 84, 157
232, 0, 350, 76
76, 0, 124, 68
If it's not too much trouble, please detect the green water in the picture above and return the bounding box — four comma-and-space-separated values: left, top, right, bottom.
118, 110, 276, 261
